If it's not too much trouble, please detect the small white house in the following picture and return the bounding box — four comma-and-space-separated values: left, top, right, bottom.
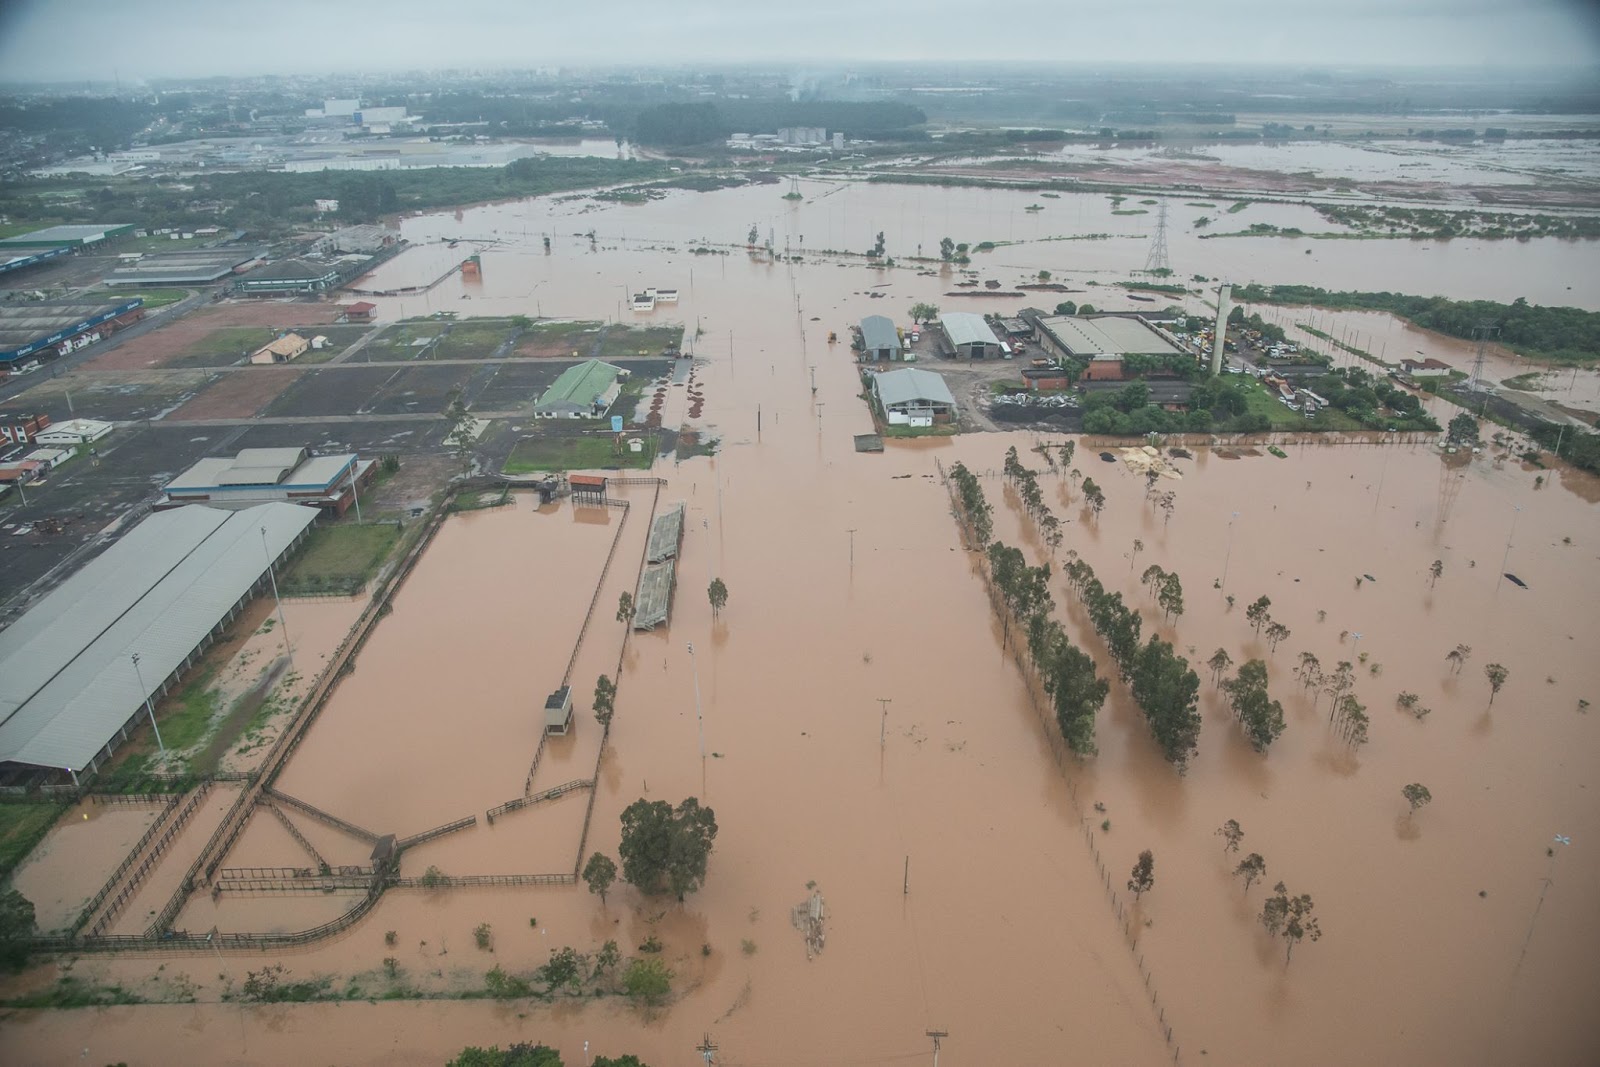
22, 447, 73, 471
36, 419, 113, 446
310, 335, 330, 351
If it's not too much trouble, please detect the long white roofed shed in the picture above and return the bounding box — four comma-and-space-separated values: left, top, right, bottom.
938, 312, 1003, 359
0, 502, 316, 775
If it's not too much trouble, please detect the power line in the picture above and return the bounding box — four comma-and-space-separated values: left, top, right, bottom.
1143, 200, 1170, 275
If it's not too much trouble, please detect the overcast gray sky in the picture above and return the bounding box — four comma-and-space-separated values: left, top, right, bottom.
1, 0, 1598, 82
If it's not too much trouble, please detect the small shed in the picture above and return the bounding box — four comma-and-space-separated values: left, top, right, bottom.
569, 473, 608, 503
858, 315, 902, 362
342, 301, 378, 322
544, 686, 574, 736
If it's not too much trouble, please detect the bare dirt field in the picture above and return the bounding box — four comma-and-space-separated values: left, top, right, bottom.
165, 368, 304, 421
77, 302, 347, 372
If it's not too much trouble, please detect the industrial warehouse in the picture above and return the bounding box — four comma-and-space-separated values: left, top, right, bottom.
0, 503, 315, 778
0, 297, 145, 369
161, 446, 375, 514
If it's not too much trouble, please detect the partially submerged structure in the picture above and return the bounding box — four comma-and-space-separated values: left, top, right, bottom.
633, 502, 686, 630
873, 367, 957, 427
1034, 314, 1185, 381
544, 686, 574, 736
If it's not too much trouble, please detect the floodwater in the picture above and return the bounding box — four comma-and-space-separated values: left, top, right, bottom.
9, 801, 164, 932
4, 180, 1599, 1066
1033, 138, 1600, 191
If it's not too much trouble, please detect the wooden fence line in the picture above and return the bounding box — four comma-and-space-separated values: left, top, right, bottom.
87, 781, 213, 938
265, 801, 329, 871
396, 814, 477, 851
71, 794, 182, 935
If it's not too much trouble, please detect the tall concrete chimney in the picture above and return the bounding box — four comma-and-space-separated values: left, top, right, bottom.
1211, 283, 1232, 376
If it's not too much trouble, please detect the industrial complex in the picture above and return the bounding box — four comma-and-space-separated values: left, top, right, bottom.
161, 447, 374, 514
0, 298, 145, 368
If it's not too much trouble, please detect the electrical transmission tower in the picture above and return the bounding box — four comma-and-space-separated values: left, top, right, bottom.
1467, 322, 1498, 392
696, 1032, 719, 1064
1143, 200, 1170, 275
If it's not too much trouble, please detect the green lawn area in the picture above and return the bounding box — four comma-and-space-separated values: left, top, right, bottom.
0, 802, 66, 878
596, 324, 684, 359
117, 288, 189, 309
278, 523, 402, 595
1239, 381, 1361, 431
153, 664, 222, 753
883, 423, 959, 438
182, 326, 278, 361
433, 319, 517, 359
504, 434, 656, 473
0, 221, 62, 239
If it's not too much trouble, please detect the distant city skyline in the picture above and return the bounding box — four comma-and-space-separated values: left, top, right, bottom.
1, 0, 1598, 83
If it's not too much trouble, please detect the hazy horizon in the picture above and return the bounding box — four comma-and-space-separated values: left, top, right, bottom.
1, 0, 1599, 84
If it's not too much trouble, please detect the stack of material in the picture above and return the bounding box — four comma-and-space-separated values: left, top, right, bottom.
790, 890, 827, 960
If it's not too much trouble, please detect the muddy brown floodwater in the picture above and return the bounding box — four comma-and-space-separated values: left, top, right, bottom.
3, 182, 1598, 1066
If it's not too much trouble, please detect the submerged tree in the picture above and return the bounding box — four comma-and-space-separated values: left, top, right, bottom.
593, 674, 617, 730
0, 888, 36, 971
1207, 647, 1233, 688
1222, 659, 1287, 753
618, 797, 719, 901
1485, 663, 1510, 706
1081, 478, 1106, 522
1429, 559, 1444, 588
1158, 572, 1185, 624
582, 852, 617, 904
1130, 538, 1144, 573
1245, 595, 1273, 635
1264, 621, 1291, 654
1446, 643, 1472, 675
1235, 853, 1267, 895
616, 592, 635, 624
1127, 850, 1155, 900
1216, 819, 1244, 854
1401, 783, 1432, 817
708, 578, 729, 619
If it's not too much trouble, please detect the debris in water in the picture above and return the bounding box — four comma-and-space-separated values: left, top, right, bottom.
1363, 574, 1378, 583
1099, 452, 1117, 462
1504, 573, 1528, 588
791, 890, 827, 959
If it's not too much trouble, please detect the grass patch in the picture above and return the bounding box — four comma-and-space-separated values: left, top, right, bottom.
153, 664, 222, 752
0, 802, 66, 878
1500, 372, 1545, 391
596, 324, 684, 359
504, 435, 656, 473
1110, 209, 1148, 216
180, 326, 278, 362
278, 523, 402, 596
114, 288, 189, 309
1, 977, 146, 1009
883, 423, 959, 438
1239, 382, 1360, 431
1227, 200, 1253, 213
432, 320, 518, 359
451, 485, 511, 512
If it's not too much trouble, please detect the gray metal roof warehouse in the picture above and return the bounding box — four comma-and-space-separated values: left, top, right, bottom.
0, 503, 316, 774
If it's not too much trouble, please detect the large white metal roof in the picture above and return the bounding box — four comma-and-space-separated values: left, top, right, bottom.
1038, 315, 1183, 358
874, 368, 956, 409
0, 503, 317, 771
939, 312, 1000, 349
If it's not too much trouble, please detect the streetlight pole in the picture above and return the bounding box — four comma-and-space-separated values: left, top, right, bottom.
687, 642, 705, 759
1221, 511, 1240, 589
348, 456, 362, 523
261, 526, 293, 667
130, 652, 166, 755
1350, 631, 1364, 659
1497, 505, 1524, 591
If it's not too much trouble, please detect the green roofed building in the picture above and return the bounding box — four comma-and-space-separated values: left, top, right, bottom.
535, 358, 625, 418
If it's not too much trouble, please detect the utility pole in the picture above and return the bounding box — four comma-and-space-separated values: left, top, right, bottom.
1496, 504, 1524, 591
815, 401, 825, 429
903, 855, 910, 895
696, 1032, 718, 1064
261, 526, 292, 668
130, 652, 166, 755
877, 697, 891, 746
687, 642, 705, 759
1220, 510, 1240, 589
848, 528, 857, 568
926, 1029, 949, 1067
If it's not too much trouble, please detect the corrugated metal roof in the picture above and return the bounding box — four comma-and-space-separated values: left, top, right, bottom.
0, 503, 317, 771
859, 315, 900, 353
537, 359, 622, 413
939, 312, 1000, 349
874, 368, 956, 409
1038, 315, 1182, 358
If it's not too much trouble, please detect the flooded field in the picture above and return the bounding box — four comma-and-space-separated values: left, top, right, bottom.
9, 801, 165, 932
4, 179, 1598, 1066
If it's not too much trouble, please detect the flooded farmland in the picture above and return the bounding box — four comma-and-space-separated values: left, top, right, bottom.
3, 178, 1598, 1066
